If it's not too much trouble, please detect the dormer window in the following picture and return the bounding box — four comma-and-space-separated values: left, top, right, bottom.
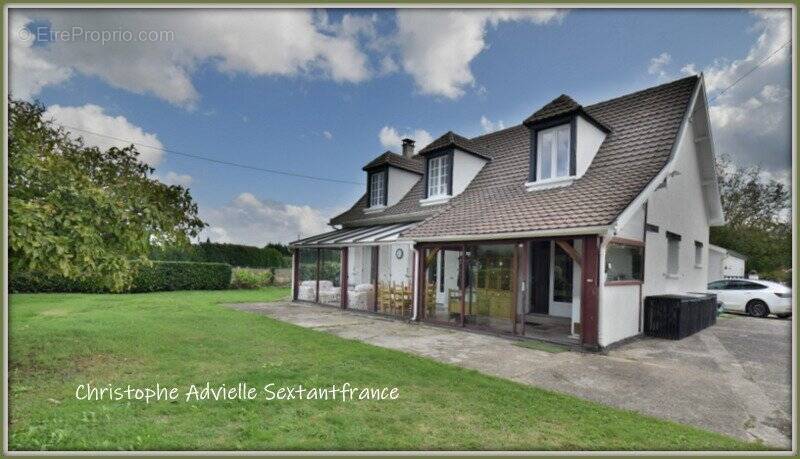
536, 124, 572, 180
427, 154, 451, 198
368, 170, 386, 207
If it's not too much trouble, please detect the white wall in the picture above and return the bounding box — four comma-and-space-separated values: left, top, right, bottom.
643, 118, 711, 297
575, 115, 607, 178
387, 167, 420, 207
598, 283, 640, 347
616, 205, 645, 241
347, 246, 373, 286
708, 246, 726, 282
724, 255, 746, 277
452, 149, 487, 196
379, 243, 413, 287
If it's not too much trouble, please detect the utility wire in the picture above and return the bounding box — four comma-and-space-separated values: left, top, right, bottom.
39, 39, 790, 187
41, 119, 365, 186
707, 40, 791, 104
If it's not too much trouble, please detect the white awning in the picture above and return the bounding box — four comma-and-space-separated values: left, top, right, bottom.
289, 222, 418, 248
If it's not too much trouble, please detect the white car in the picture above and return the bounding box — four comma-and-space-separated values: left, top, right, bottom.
706, 279, 792, 318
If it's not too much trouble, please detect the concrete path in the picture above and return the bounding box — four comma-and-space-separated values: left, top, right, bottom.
226, 301, 792, 449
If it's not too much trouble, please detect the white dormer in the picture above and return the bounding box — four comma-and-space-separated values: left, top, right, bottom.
362, 144, 424, 213
523, 95, 609, 191
416, 131, 490, 206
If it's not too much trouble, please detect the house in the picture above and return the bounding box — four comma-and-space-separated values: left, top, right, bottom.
289, 75, 724, 350
708, 244, 747, 281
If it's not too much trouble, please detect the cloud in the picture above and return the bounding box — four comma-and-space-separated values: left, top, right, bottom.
44, 104, 165, 165
157, 171, 193, 187
199, 192, 337, 245
395, 9, 566, 98
323, 130, 333, 140
647, 52, 671, 78
9, 13, 72, 100
479, 115, 505, 133
378, 126, 434, 151
11, 9, 374, 107
687, 10, 791, 173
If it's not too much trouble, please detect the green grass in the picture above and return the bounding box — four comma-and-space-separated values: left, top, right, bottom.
513, 339, 570, 353
9, 289, 763, 451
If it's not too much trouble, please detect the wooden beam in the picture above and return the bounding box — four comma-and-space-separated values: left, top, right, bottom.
555, 240, 582, 268
580, 236, 599, 349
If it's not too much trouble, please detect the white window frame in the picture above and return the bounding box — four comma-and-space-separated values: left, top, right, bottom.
369, 171, 385, 207
427, 155, 450, 198
667, 236, 680, 275
536, 124, 572, 181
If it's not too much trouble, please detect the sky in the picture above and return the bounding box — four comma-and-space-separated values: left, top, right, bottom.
9, 7, 793, 245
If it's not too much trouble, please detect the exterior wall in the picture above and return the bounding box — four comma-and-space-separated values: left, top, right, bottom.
616, 205, 645, 241
378, 243, 413, 287
643, 118, 710, 297
387, 167, 419, 207
575, 115, 607, 178
598, 282, 640, 347
708, 246, 726, 282
452, 149, 487, 196
724, 255, 746, 277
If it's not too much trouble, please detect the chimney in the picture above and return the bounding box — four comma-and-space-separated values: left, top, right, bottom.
401, 138, 415, 158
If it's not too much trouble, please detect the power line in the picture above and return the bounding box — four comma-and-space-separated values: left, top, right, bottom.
708, 40, 791, 103
42, 119, 365, 186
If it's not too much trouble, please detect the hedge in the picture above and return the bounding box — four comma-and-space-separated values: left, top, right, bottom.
10, 261, 232, 293
150, 242, 289, 269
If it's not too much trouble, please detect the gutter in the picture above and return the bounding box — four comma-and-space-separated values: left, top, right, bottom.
410, 225, 609, 243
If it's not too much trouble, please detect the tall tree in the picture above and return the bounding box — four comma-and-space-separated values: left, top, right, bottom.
9, 98, 205, 291
711, 155, 791, 279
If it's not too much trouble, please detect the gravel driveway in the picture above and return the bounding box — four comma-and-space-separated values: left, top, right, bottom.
227, 301, 792, 448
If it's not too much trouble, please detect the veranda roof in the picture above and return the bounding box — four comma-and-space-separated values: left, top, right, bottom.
289, 222, 418, 248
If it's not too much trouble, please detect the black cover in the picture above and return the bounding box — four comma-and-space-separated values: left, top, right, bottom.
644, 294, 717, 340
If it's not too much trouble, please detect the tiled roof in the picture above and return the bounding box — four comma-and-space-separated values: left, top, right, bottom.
331, 76, 700, 235
523, 94, 581, 125
418, 131, 492, 159
362, 151, 424, 174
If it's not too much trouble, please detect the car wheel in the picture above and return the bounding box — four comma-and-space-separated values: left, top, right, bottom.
747, 300, 770, 318
777, 313, 792, 319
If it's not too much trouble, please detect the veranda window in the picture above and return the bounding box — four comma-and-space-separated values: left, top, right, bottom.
605, 243, 644, 282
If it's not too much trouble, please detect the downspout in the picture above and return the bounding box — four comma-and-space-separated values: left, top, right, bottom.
411, 245, 420, 321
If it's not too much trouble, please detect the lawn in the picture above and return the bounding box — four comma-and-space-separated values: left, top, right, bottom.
9, 289, 762, 451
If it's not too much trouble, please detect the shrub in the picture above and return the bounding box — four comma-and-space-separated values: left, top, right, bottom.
10, 261, 232, 293
150, 242, 290, 268
230, 268, 274, 289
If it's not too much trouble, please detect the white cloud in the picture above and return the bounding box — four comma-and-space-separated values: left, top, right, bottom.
647, 52, 671, 77
395, 9, 566, 98
378, 126, 434, 151
44, 104, 165, 165
200, 192, 337, 245
479, 115, 505, 133
157, 171, 193, 187
691, 10, 792, 173
323, 130, 333, 140
11, 9, 373, 107
9, 13, 72, 100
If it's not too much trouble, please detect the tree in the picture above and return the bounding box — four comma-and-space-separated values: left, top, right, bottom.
9, 98, 205, 291
710, 154, 791, 280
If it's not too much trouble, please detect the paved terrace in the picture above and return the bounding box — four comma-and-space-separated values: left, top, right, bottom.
226, 301, 792, 449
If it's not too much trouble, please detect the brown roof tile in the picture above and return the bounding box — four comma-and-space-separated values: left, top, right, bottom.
418, 131, 492, 159
330, 75, 699, 235
362, 151, 424, 174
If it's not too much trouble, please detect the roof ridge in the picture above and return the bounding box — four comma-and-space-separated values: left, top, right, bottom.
586, 74, 699, 110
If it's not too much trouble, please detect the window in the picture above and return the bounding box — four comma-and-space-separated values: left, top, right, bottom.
369, 171, 385, 207
707, 280, 728, 290
666, 232, 681, 275
605, 243, 644, 282
427, 154, 450, 198
553, 244, 573, 302
728, 280, 767, 290
537, 124, 571, 180
694, 241, 703, 266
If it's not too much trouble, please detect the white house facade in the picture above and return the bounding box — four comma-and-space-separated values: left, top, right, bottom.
290, 75, 724, 350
